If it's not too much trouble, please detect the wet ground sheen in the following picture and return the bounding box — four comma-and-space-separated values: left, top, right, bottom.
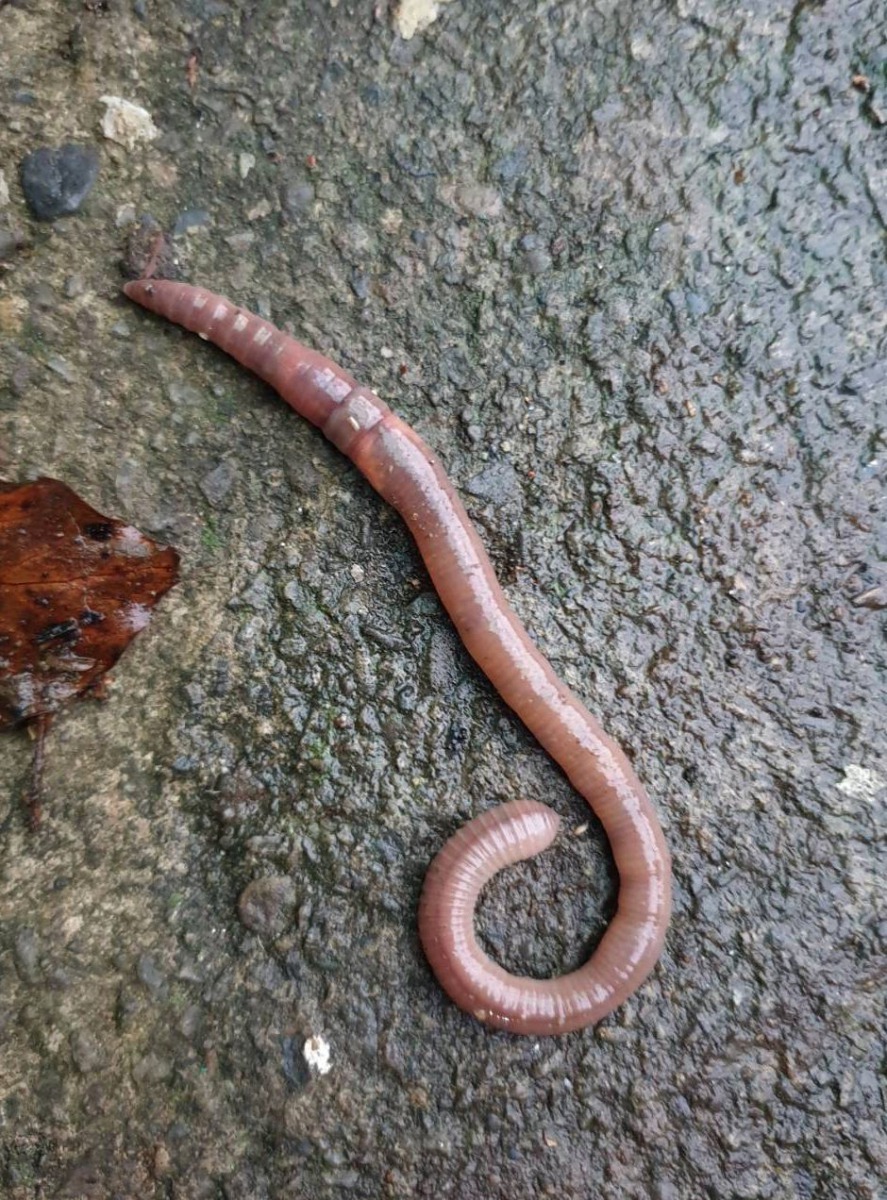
1, 2, 885, 1197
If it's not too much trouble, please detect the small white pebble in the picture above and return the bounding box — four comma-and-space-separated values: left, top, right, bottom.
247, 198, 273, 222
380, 208, 403, 233
393, 0, 452, 39
99, 95, 160, 148
836, 765, 885, 802
303, 1035, 331, 1075
350, 564, 365, 582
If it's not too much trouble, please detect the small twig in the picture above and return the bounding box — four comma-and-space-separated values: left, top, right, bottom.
141, 231, 168, 281
26, 712, 52, 830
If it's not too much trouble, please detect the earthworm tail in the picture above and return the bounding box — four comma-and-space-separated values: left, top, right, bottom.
124, 278, 672, 1036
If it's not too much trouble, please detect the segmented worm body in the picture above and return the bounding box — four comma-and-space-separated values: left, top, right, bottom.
124, 278, 672, 1035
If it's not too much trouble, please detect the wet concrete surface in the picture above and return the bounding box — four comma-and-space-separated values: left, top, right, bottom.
1, 1, 885, 1196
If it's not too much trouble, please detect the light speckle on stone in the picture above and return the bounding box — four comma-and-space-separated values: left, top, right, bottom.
303, 1035, 331, 1075
393, 0, 452, 40
0, 296, 27, 335
380, 207, 403, 233
439, 181, 503, 220
247, 198, 273, 222
836, 764, 885, 802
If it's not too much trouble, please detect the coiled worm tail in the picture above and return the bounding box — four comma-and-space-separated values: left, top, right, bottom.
124, 278, 672, 1036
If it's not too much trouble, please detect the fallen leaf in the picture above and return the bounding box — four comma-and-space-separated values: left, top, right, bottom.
0, 477, 179, 823
0, 476, 179, 725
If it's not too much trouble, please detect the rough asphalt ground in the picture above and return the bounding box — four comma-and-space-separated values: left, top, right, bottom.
1, 2, 885, 1197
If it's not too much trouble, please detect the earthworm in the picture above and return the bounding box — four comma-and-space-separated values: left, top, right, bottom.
124, 278, 672, 1035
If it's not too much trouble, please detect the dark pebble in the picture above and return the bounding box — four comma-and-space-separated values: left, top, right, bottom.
237, 875, 296, 937
349, 270, 369, 300
361, 83, 385, 107
20, 143, 99, 221
280, 1036, 312, 1089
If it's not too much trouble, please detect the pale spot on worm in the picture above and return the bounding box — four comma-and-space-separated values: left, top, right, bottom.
192, 294, 208, 308
347, 415, 361, 431
252, 326, 273, 345
232, 314, 249, 332
211, 303, 228, 320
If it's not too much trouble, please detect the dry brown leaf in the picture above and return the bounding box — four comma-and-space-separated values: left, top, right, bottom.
0, 476, 179, 822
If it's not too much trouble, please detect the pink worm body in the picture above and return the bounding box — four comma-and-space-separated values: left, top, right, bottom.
124, 278, 672, 1036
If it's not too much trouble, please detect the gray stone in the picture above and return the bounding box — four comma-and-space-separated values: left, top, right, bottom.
200, 459, 237, 507
20, 143, 99, 220
237, 876, 296, 938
